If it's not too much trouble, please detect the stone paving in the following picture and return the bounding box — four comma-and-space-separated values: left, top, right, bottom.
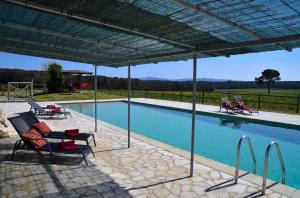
131, 98, 300, 127
0, 101, 299, 197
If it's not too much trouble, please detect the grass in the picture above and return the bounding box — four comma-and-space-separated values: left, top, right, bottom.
215, 89, 300, 96
34, 91, 123, 102
102, 89, 300, 114
4, 88, 300, 114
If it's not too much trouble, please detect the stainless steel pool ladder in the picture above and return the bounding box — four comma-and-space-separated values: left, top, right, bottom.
262, 141, 286, 195
235, 135, 256, 184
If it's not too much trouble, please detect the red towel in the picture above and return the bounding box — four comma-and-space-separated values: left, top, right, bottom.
243, 105, 252, 111
58, 140, 75, 147
47, 105, 56, 109
66, 132, 80, 137
65, 129, 79, 134
65, 129, 80, 137
62, 145, 80, 150
58, 140, 80, 150
52, 108, 61, 113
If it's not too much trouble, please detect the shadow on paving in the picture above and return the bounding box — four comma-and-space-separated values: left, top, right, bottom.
0, 149, 132, 197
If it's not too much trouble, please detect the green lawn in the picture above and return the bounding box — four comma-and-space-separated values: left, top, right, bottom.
215, 89, 300, 96
101, 89, 300, 114
34, 91, 123, 102
9, 88, 299, 114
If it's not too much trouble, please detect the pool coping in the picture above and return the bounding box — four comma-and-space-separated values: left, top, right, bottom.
96, 118, 300, 197
57, 98, 300, 129
54, 98, 300, 197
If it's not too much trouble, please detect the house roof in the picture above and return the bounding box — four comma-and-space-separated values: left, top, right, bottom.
62, 70, 93, 75
1, 0, 300, 67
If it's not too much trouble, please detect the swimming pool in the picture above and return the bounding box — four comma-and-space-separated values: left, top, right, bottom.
62, 101, 300, 190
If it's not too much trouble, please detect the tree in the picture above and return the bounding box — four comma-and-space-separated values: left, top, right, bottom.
41, 61, 55, 71
47, 63, 65, 92
255, 69, 281, 95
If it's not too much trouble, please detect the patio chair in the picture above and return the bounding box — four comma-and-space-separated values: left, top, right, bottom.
234, 96, 259, 115
19, 111, 96, 146
219, 98, 239, 113
8, 115, 94, 165
27, 99, 71, 119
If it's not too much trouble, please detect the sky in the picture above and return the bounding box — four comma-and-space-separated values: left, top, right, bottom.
0, 48, 299, 81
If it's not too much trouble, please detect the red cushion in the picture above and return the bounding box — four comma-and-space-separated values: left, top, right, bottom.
32, 122, 52, 136
22, 129, 47, 148
52, 108, 61, 113
47, 105, 56, 109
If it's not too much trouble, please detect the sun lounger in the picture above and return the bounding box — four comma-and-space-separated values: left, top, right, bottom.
8, 115, 94, 165
234, 96, 259, 115
19, 111, 96, 146
27, 99, 71, 118
219, 98, 239, 113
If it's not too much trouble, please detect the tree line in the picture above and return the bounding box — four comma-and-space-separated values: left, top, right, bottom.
0, 68, 299, 91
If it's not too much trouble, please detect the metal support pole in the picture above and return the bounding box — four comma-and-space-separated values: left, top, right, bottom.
8, 83, 10, 101
296, 95, 299, 114
31, 79, 33, 98
190, 54, 197, 177
94, 66, 98, 132
128, 64, 131, 148
1, 83, 4, 96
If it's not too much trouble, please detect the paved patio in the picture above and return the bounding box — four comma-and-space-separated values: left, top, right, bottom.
1, 100, 299, 197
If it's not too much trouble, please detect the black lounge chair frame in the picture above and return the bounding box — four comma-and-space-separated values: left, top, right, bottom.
8, 116, 94, 165
19, 111, 96, 146
233, 96, 259, 115
27, 99, 71, 119
219, 98, 240, 114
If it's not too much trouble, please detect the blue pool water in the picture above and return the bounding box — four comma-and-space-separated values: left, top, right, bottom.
62, 101, 300, 189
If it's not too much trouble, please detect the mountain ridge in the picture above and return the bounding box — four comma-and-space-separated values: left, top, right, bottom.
139, 77, 228, 82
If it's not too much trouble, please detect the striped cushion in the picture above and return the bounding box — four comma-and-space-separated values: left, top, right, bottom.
22, 129, 47, 148
32, 122, 52, 136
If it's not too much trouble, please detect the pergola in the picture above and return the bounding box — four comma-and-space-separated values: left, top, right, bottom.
1, 0, 300, 177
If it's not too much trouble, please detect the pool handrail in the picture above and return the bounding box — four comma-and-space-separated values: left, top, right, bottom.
262, 141, 286, 195
235, 135, 257, 184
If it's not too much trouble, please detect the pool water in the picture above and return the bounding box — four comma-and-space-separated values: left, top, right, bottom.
62, 101, 300, 189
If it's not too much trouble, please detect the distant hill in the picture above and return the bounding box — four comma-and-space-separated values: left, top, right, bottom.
140, 77, 228, 82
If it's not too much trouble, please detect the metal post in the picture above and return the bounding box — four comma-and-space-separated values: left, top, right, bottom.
296, 95, 299, 114
128, 64, 131, 148
8, 83, 10, 101
202, 90, 205, 104
180, 89, 183, 102
31, 79, 33, 98
1, 83, 4, 96
94, 66, 98, 132
258, 93, 261, 110
190, 54, 197, 177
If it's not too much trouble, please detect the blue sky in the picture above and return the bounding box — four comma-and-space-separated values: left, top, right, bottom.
0, 48, 299, 81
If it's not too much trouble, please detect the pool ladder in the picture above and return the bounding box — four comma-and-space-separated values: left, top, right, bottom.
235, 135, 256, 184
234, 135, 286, 195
